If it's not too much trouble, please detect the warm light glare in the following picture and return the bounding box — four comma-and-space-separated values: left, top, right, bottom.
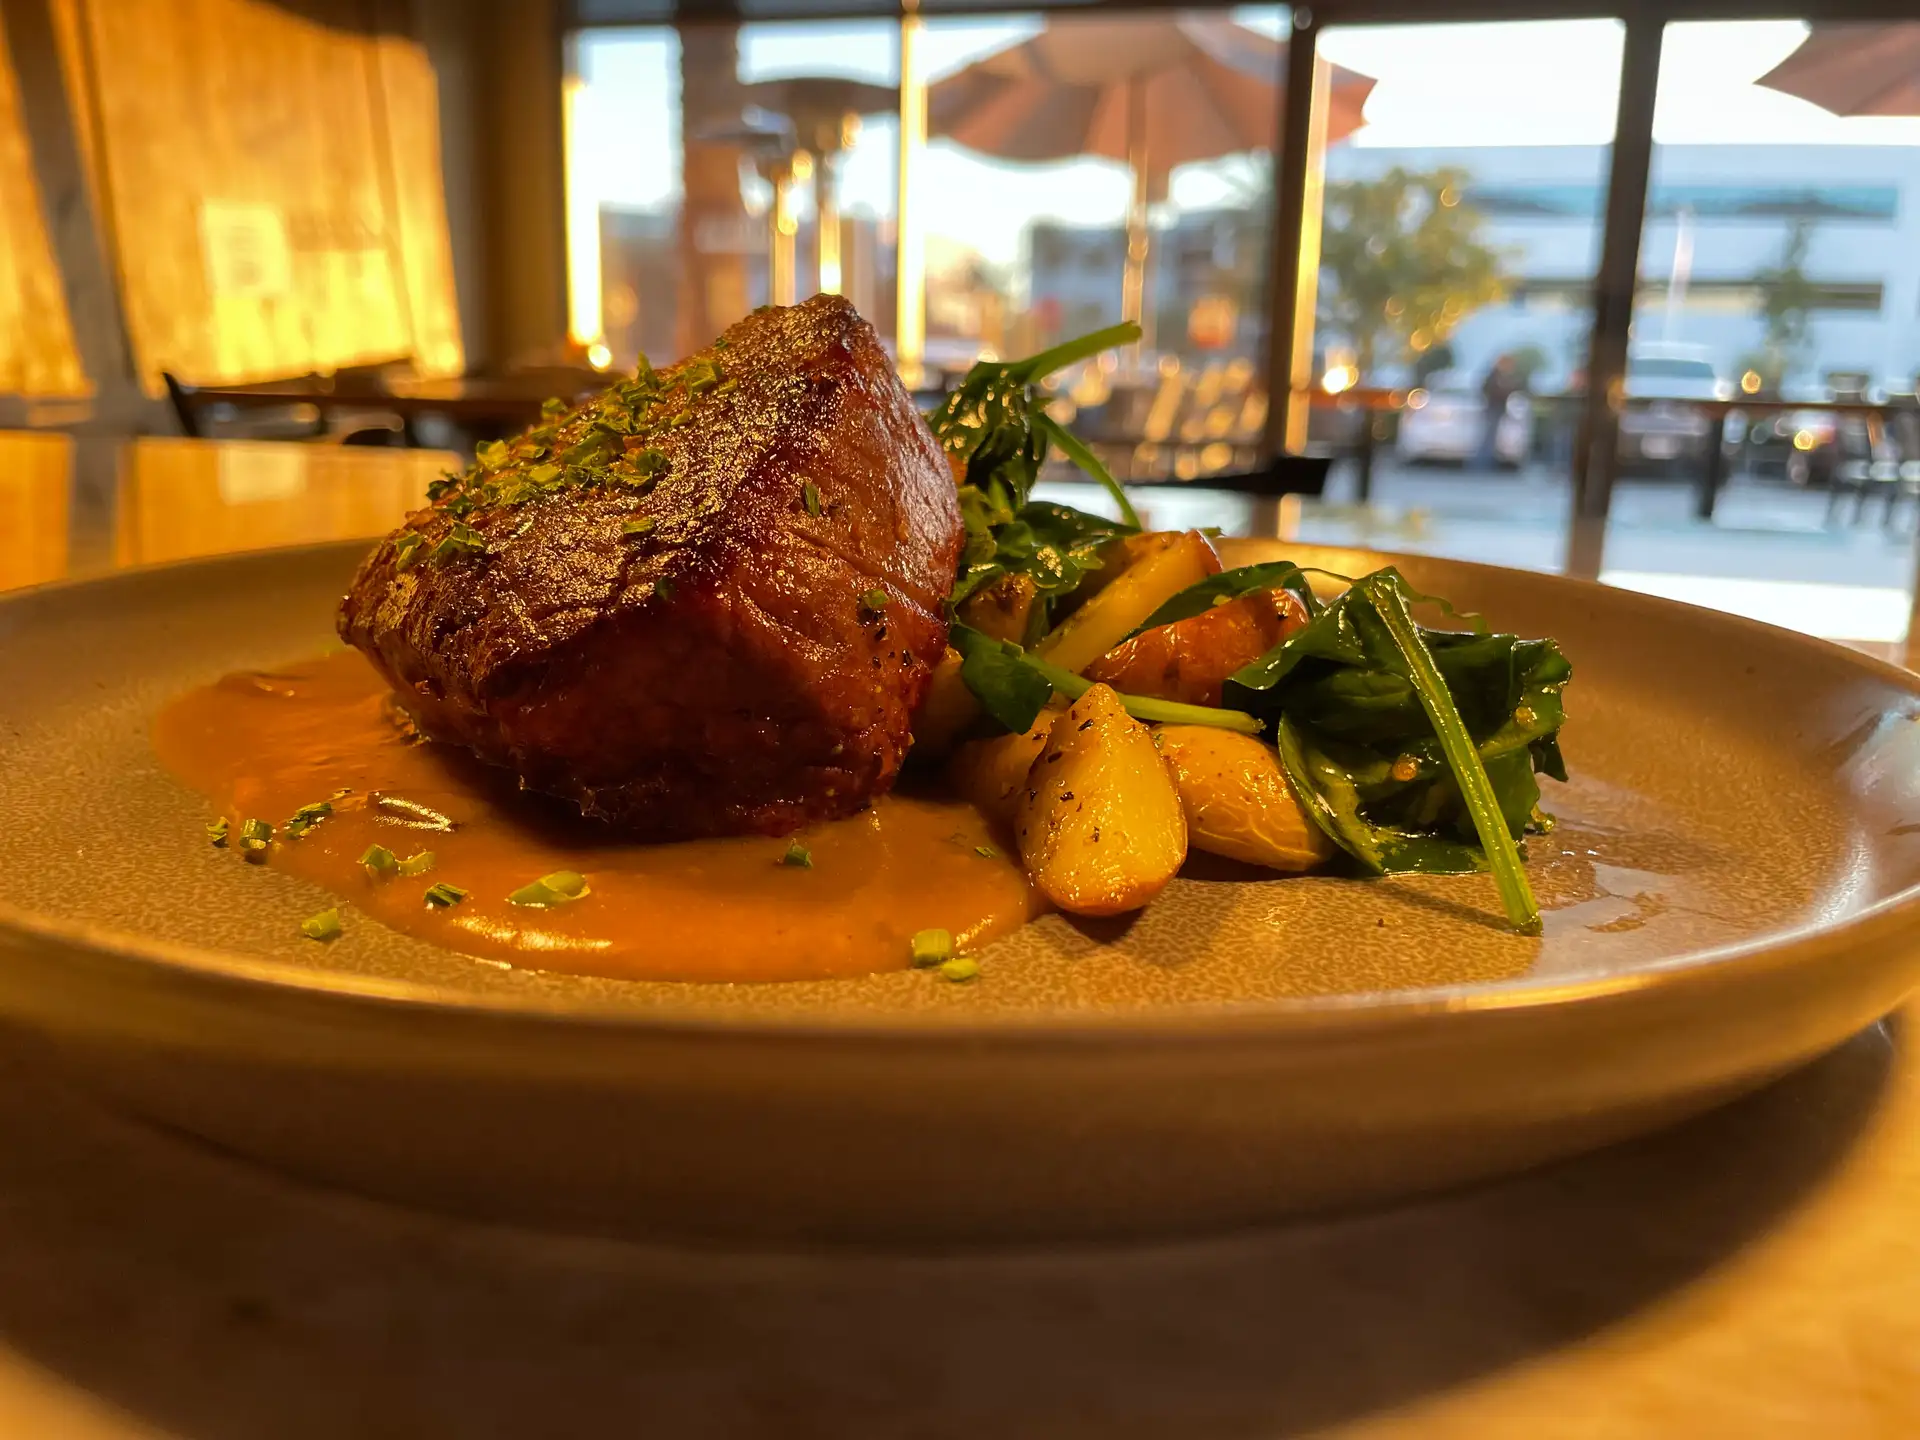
1322, 364, 1359, 395
894, 8, 928, 388
1407, 388, 1429, 410
562, 76, 604, 349
1740, 369, 1763, 395
1793, 429, 1816, 451
587, 342, 612, 370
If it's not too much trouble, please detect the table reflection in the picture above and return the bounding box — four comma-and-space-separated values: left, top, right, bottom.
0, 434, 453, 594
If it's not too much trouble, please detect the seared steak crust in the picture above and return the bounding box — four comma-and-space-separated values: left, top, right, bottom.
338, 296, 962, 838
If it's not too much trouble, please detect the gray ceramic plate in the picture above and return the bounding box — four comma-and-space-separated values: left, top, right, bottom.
2, 538, 1918, 1242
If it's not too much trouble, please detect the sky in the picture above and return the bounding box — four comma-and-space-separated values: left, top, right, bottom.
572, 17, 1920, 270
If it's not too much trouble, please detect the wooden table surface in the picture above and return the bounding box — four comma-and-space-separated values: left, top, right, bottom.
2, 433, 1918, 1439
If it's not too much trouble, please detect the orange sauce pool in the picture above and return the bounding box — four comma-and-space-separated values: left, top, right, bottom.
154, 651, 1042, 982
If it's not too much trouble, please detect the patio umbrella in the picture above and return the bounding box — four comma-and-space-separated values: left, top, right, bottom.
743, 77, 899, 298
928, 14, 1374, 343
1758, 23, 1920, 117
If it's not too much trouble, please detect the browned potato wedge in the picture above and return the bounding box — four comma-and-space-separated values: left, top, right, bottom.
1016, 684, 1187, 915
912, 646, 979, 759
1085, 589, 1309, 706
1154, 726, 1334, 872
1035, 530, 1222, 676
947, 713, 1055, 825
1060, 530, 1186, 615
957, 573, 1037, 645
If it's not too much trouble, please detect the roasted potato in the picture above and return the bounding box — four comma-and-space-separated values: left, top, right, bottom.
957, 573, 1038, 645
1084, 589, 1309, 706
1060, 530, 1189, 615
947, 712, 1055, 825
1035, 530, 1221, 676
912, 646, 979, 758
1153, 725, 1334, 872
1015, 684, 1187, 915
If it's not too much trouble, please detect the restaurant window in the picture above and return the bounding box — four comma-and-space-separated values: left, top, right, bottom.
1284, 19, 1626, 573
568, 18, 900, 370
1600, 20, 1920, 655
911, 6, 1293, 531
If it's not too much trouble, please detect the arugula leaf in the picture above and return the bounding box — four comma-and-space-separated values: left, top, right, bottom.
1129, 561, 1323, 637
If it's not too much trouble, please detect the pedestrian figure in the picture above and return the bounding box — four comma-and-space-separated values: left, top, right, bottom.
1478, 353, 1520, 469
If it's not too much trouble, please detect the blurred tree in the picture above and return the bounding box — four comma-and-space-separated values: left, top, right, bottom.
1411, 340, 1456, 386
1752, 218, 1817, 389
1318, 167, 1509, 380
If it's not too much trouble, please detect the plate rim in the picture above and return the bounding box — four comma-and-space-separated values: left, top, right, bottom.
5, 537, 1919, 1044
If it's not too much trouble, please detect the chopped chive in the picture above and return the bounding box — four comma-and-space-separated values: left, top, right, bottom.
507, 870, 591, 907
622, 516, 656, 537
359, 843, 399, 879
205, 817, 229, 848
802, 482, 822, 517
973, 844, 998, 860
910, 928, 954, 967
237, 818, 272, 862
780, 841, 813, 870
526, 462, 562, 487
299, 908, 342, 942
393, 532, 427, 570
939, 956, 980, 983
475, 439, 510, 469
540, 396, 569, 419
282, 800, 333, 838
423, 881, 468, 908
860, 587, 888, 612
396, 850, 436, 878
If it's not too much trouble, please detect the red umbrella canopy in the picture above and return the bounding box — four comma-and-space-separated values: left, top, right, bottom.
928, 14, 1373, 177
1758, 23, 1920, 118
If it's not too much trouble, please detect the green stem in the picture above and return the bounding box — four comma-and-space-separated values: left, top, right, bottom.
1010, 322, 1142, 383
1026, 656, 1262, 735
1035, 412, 1141, 529
1362, 577, 1542, 934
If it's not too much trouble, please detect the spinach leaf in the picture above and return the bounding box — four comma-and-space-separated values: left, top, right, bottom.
1128, 561, 1323, 637
928, 325, 1143, 625
1232, 568, 1569, 933
949, 623, 1263, 737
950, 623, 1055, 733
949, 502, 1134, 610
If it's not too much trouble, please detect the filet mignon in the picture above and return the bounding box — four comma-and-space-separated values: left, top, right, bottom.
338, 295, 963, 838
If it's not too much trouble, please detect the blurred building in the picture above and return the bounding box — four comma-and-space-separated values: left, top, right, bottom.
1326, 143, 1920, 392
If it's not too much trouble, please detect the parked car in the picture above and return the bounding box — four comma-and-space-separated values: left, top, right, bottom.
1395, 371, 1531, 468
1741, 383, 1844, 488
1617, 345, 1734, 474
